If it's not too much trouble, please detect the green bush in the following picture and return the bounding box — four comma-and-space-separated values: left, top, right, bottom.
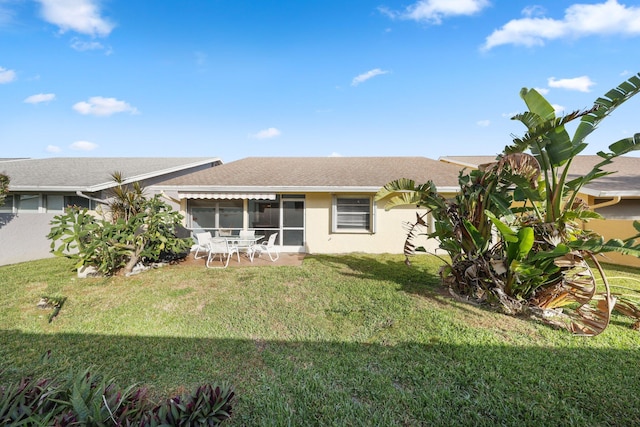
48, 195, 192, 276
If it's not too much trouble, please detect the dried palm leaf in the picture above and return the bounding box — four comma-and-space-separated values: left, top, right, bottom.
533, 251, 596, 309
401, 212, 429, 263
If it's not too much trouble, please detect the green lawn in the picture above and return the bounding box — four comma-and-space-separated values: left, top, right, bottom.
2, 254, 640, 426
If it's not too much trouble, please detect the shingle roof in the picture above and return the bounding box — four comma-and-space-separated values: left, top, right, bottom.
440, 155, 640, 196
2, 157, 220, 192
153, 157, 463, 192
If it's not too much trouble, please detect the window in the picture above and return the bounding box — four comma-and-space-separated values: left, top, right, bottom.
188, 199, 243, 234
64, 196, 92, 210
0, 195, 13, 213
332, 196, 374, 232
45, 195, 65, 212
18, 194, 40, 213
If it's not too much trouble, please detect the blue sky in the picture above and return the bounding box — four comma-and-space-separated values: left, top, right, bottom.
2, 0, 640, 162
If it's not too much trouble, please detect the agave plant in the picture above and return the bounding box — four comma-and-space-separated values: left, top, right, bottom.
376, 73, 640, 335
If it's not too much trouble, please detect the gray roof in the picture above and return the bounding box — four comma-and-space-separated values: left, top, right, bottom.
2, 157, 221, 192
440, 155, 640, 197
153, 156, 463, 193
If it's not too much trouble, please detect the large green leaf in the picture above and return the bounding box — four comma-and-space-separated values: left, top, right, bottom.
574, 73, 640, 144
520, 88, 556, 121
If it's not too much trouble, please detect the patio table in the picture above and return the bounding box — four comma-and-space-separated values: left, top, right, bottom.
223, 235, 264, 262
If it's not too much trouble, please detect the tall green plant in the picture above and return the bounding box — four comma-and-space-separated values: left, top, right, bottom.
0, 173, 9, 207
377, 72, 640, 335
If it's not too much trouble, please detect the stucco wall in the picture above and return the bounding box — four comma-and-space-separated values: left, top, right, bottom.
0, 213, 57, 266
304, 193, 438, 254
584, 219, 640, 268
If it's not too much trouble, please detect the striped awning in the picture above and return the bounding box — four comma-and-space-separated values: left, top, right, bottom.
178, 192, 276, 200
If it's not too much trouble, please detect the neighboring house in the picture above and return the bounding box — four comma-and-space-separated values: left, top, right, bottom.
150, 157, 462, 255
0, 157, 221, 266
440, 155, 640, 268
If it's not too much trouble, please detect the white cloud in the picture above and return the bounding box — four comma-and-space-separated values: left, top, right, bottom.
483, 0, 640, 50
552, 104, 565, 114
24, 93, 56, 104
351, 68, 389, 86
476, 119, 490, 127
73, 96, 139, 116
548, 76, 595, 92
329, 152, 343, 157
533, 87, 550, 95
70, 38, 104, 51
250, 127, 281, 139
381, 0, 490, 24
46, 145, 62, 153
0, 66, 16, 83
70, 140, 98, 151
37, 0, 114, 37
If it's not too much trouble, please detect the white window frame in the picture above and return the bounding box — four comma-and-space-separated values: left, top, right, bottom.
331, 195, 375, 233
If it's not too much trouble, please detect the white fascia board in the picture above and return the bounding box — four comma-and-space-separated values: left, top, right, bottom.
438, 157, 482, 169
87, 158, 222, 192
8, 185, 95, 193
579, 187, 640, 197
151, 185, 461, 194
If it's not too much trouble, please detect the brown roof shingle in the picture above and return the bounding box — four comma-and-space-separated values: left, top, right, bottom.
153, 157, 463, 191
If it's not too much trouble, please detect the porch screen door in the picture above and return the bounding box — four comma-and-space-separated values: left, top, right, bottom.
282, 200, 304, 246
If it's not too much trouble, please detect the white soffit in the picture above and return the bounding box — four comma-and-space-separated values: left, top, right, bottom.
179, 192, 277, 200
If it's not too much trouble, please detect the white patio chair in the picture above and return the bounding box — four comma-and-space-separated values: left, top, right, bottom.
251, 232, 279, 262
206, 237, 239, 268
193, 231, 212, 259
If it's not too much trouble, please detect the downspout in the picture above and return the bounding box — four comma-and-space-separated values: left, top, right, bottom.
159, 190, 181, 204
75, 190, 108, 206
591, 196, 622, 210
583, 196, 622, 231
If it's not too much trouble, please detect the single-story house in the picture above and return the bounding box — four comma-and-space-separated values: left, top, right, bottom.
441, 155, 640, 267
0, 156, 463, 266
4, 154, 637, 268
0, 157, 221, 265
149, 157, 462, 255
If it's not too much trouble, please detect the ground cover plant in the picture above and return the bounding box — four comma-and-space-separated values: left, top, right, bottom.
2, 255, 640, 425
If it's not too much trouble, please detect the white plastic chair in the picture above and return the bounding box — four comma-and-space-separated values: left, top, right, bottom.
206, 237, 239, 268
252, 232, 279, 262
193, 231, 212, 259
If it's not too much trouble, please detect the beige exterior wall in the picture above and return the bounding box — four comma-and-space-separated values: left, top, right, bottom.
177, 192, 443, 255
584, 219, 640, 268
304, 193, 438, 254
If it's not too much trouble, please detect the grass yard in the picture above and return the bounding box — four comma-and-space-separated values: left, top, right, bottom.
2, 254, 640, 426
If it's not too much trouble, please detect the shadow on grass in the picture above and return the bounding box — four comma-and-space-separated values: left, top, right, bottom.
308, 254, 444, 298
1, 330, 639, 426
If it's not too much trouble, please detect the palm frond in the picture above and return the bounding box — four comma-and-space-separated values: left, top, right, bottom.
401, 213, 429, 260
574, 73, 640, 144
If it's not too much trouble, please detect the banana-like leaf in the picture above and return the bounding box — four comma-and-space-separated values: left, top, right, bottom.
569, 294, 616, 336
568, 253, 615, 337
574, 73, 640, 144
612, 297, 640, 328
401, 213, 430, 259
485, 212, 518, 243
520, 88, 556, 121
462, 219, 487, 252
569, 237, 640, 258
534, 251, 596, 309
